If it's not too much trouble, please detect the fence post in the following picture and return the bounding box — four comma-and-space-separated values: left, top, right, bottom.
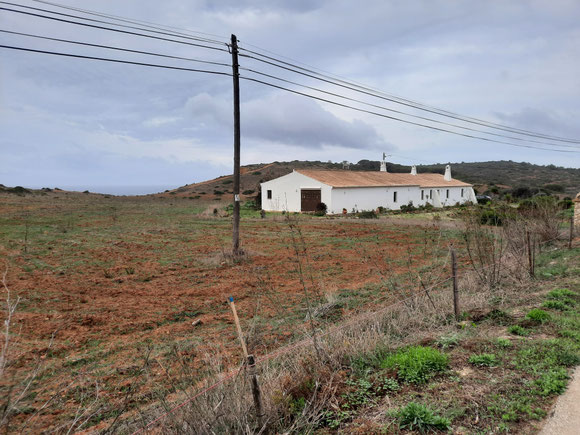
450, 246, 460, 321
526, 231, 534, 278
570, 214, 574, 250
228, 297, 264, 430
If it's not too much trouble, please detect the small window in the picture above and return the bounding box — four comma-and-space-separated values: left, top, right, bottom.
267, 189, 272, 199
429, 189, 432, 199
446, 189, 449, 199
461, 188, 464, 197
393, 191, 397, 203
421, 190, 424, 200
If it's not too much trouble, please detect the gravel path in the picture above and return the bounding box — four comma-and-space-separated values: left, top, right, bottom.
539, 367, 580, 435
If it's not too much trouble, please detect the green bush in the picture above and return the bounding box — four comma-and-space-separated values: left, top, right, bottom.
358, 210, 377, 219
526, 309, 551, 324
380, 346, 448, 384
543, 300, 570, 311
314, 202, 327, 216
395, 402, 451, 432
469, 353, 499, 367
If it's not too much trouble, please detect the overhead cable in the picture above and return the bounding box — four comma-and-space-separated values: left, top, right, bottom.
239, 48, 580, 144
240, 67, 580, 150
240, 76, 579, 153
0, 7, 229, 52
1, 1, 227, 47
29, 0, 226, 43
0, 30, 230, 67
0, 44, 232, 76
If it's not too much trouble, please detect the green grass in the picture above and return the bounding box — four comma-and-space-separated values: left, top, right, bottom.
380, 346, 448, 384
526, 308, 551, 324
394, 402, 451, 432
508, 325, 530, 336
469, 353, 499, 367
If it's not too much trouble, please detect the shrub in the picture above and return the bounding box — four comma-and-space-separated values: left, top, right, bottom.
526, 309, 551, 324
242, 189, 255, 195
395, 402, 451, 432
469, 353, 499, 367
314, 202, 327, 216
508, 325, 530, 336
380, 346, 448, 384
358, 210, 377, 219
399, 201, 416, 213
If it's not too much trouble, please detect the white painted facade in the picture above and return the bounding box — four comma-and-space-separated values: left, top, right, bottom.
261, 169, 476, 214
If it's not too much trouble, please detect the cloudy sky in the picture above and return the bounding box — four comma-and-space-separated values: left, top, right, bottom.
1, 0, 579, 194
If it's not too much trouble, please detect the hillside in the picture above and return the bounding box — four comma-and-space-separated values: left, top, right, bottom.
159, 160, 580, 201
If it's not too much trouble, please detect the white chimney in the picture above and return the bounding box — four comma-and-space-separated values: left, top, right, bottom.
410, 165, 417, 175
444, 165, 452, 181
380, 161, 387, 172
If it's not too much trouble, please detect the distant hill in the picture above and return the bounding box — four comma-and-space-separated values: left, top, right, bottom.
159, 160, 579, 201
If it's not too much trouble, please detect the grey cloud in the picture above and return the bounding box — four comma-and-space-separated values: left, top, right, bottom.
186, 91, 392, 150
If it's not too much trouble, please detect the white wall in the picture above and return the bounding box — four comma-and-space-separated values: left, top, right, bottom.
330, 186, 418, 213
260, 171, 332, 212
414, 186, 476, 208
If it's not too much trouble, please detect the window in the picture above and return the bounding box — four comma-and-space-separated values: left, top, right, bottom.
446, 189, 449, 199
267, 189, 272, 199
421, 190, 424, 200
393, 191, 397, 203
461, 188, 464, 197
429, 189, 432, 199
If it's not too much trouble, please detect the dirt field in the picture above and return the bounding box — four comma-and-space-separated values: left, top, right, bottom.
0, 191, 458, 431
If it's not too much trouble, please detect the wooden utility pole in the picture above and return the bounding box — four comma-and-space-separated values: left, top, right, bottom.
450, 245, 460, 321
231, 34, 241, 255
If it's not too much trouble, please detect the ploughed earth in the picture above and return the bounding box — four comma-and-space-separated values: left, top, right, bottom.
0, 192, 453, 431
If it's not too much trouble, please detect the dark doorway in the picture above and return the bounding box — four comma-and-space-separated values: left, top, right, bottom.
301, 189, 321, 212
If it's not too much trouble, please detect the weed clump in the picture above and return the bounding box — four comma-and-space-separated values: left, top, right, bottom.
508, 325, 530, 336
469, 353, 499, 367
526, 309, 551, 324
496, 337, 512, 348
380, 346, 448, 384
534, 368, 569, 396
394, 402, 451, 432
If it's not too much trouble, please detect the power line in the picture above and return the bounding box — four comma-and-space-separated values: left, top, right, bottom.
0, 7, 229, 53
0, 44, 232, 76
29, 0, 227, 43
240, 76, 580, 153
240, 67, 580, 150
0, 29, 231, 67
1, 1, 227, 48
239, 47, 580, 145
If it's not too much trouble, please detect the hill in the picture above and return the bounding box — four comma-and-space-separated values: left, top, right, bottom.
159, 160, 580, 201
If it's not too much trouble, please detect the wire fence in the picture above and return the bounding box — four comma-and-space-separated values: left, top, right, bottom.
134, 228, 570, 433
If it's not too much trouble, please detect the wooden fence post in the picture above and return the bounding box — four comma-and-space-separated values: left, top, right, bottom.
228, 297, 264, 430
450, 246, 460, 321
570, 214, 574, 250
526, 231, 535, 278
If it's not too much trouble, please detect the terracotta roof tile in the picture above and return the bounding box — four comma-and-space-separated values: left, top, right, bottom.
295, 169, 472, 188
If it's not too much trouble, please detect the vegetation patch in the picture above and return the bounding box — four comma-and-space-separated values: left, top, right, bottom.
393, 402, 451, 433
469, 353, 499, 367
380, 346, 448, 384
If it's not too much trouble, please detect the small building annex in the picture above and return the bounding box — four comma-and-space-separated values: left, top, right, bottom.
261, 165, 476, 214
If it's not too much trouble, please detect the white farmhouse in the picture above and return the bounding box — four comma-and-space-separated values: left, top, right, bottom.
261, 165, 476, 214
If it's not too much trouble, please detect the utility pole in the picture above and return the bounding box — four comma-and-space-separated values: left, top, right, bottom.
231, 34, 241, 255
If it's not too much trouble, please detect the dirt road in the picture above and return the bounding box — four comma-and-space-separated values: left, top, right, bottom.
540, 367, 580, 435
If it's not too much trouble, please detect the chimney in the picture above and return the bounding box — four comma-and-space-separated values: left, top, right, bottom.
380, 161, 387, 172
444, 165, 452, 181
410, 165, 417, 175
